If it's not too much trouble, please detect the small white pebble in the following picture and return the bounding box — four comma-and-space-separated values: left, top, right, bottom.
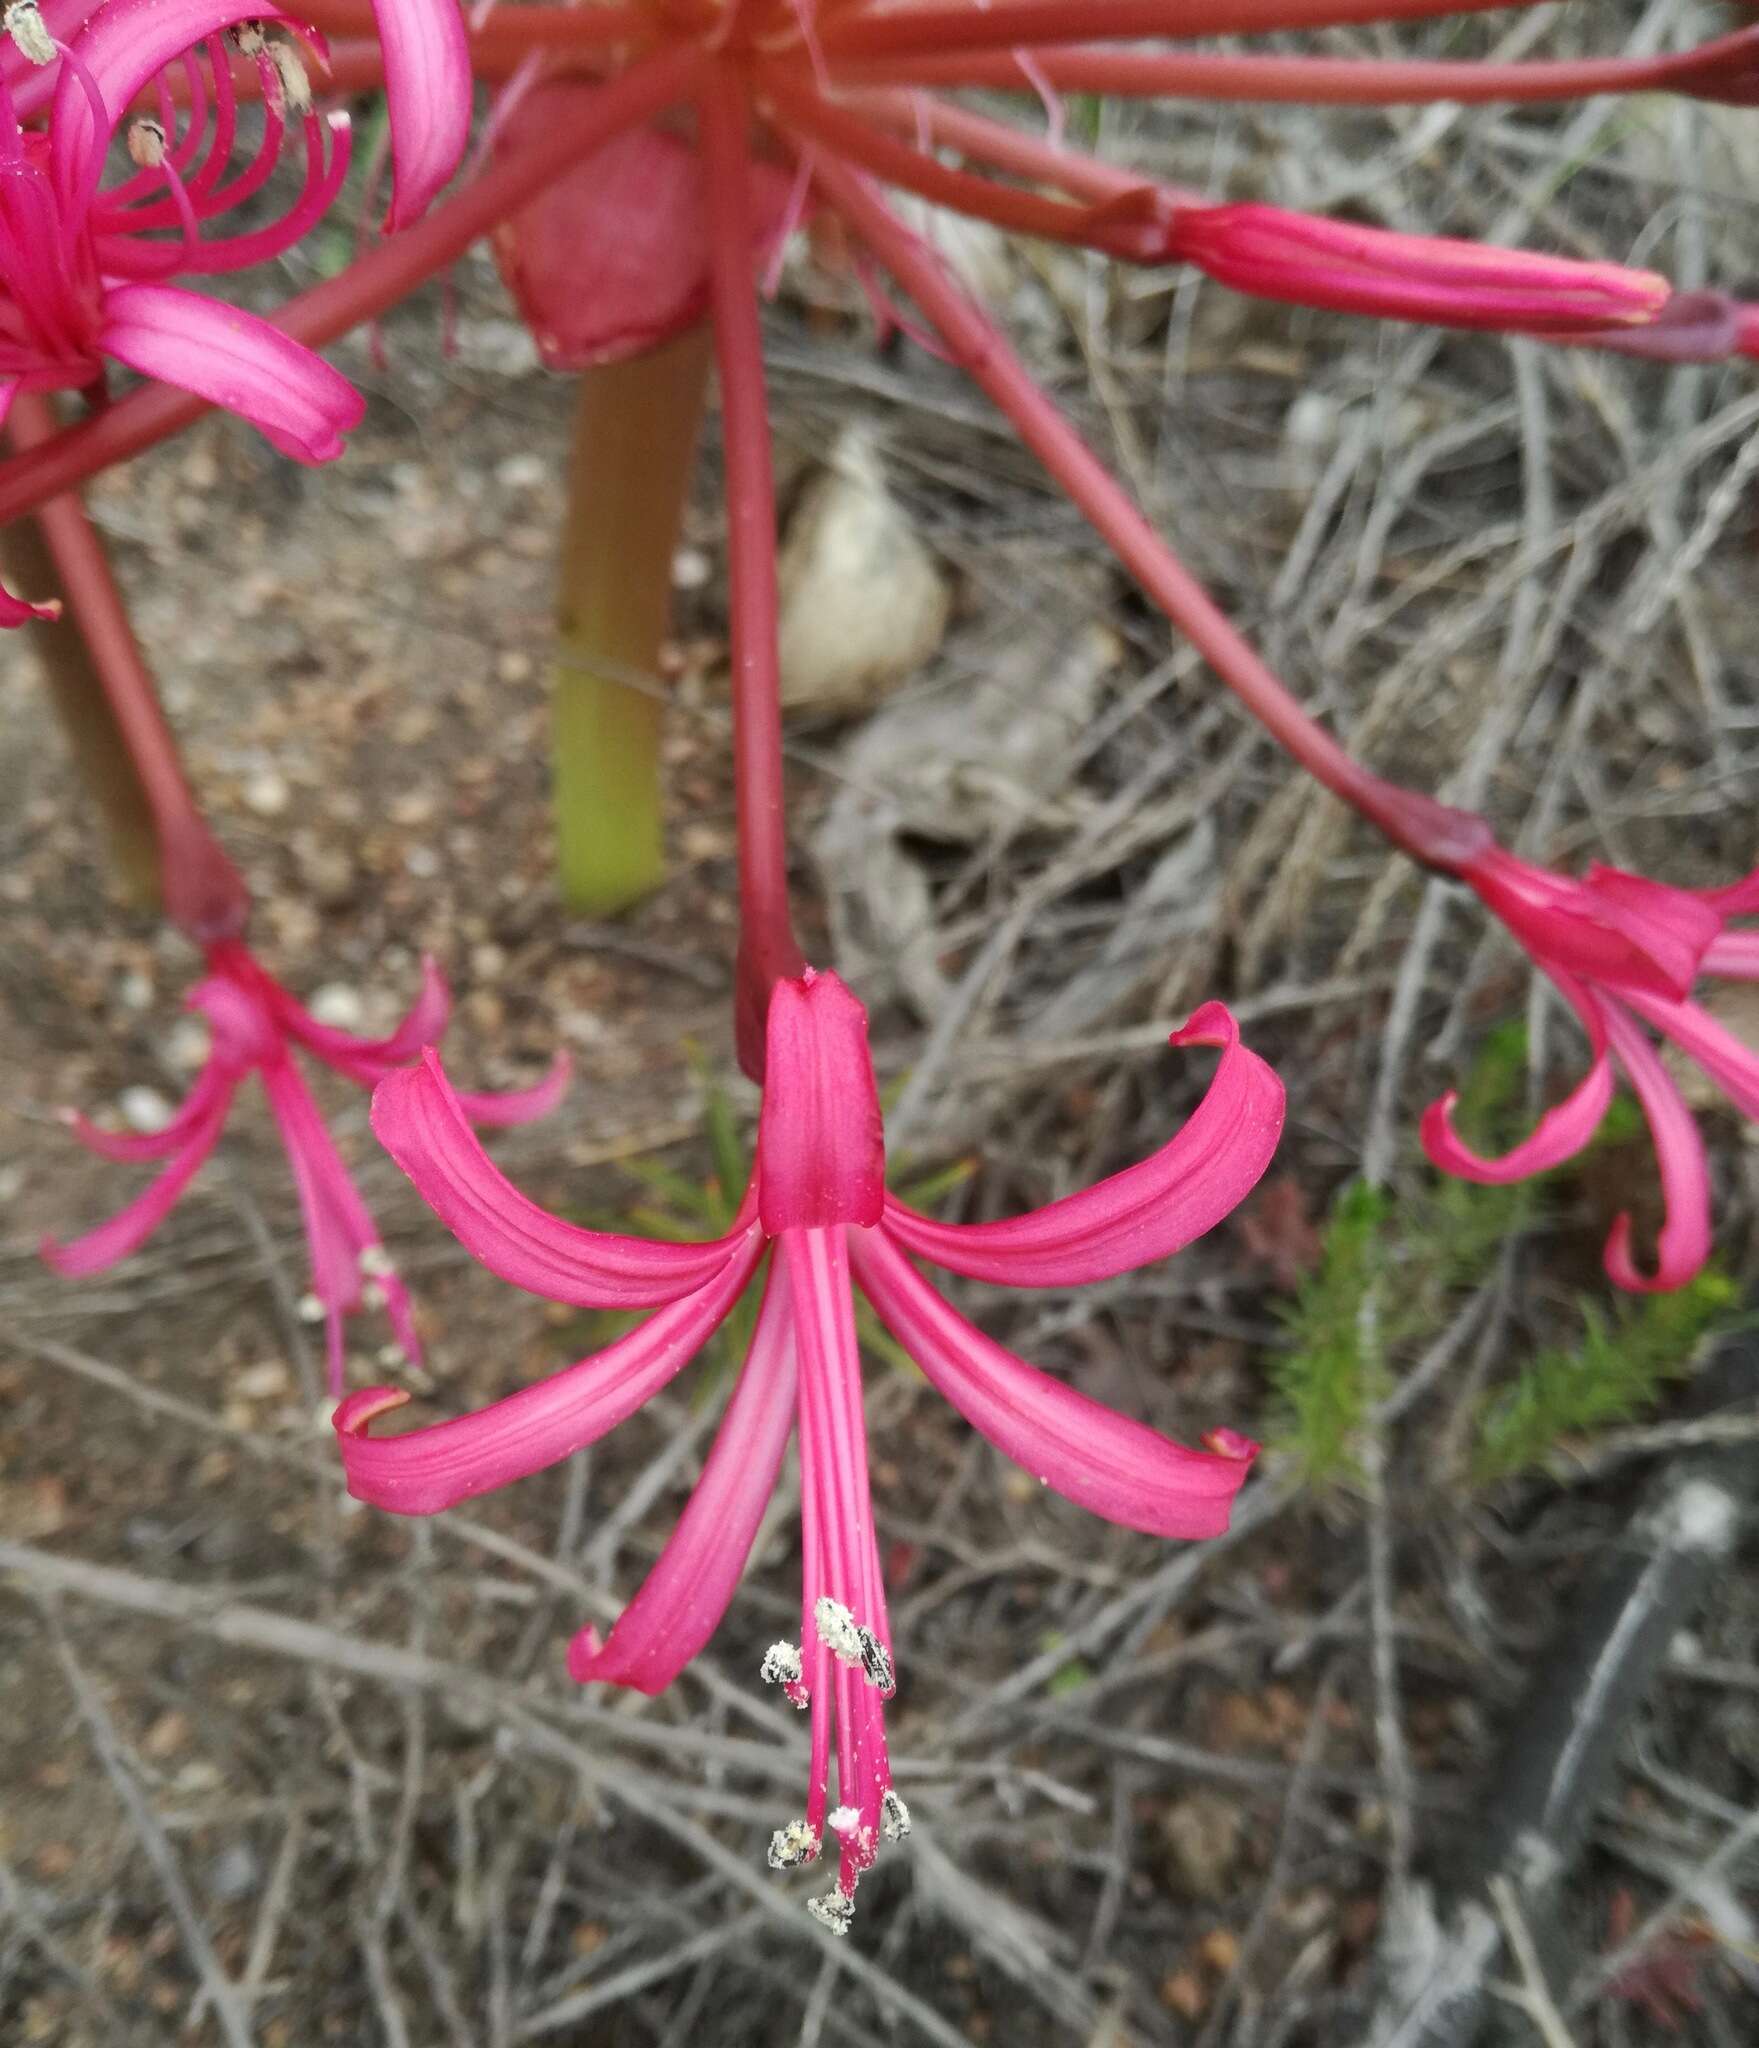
164, 1017, 211, 1072
120, 1086, 174, 1135
243, 769, 290, 818
307, 983, 365, 1031
671, 546, 711, 591
495, 452, 546, 492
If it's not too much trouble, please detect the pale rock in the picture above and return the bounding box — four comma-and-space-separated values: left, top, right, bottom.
778, 422, 951, 713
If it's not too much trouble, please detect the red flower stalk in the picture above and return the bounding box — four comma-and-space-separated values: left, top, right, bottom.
337, 966, 1280, 1923
1421, 854, 1759, 1292
19, 391, 568, 1389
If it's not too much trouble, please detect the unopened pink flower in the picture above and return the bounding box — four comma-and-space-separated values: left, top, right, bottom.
336, 967, 1281, 1926
1149, 201, 1759, 362
43, 939, 568, 1390
1422, 849, 1759, 1291
1, 0, 364, 618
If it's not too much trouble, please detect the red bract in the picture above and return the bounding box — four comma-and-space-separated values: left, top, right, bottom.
1423, 853, 1759, 1291
491, 87, 799, 370
336, 968, 1281, 1925
42, 941, 569, 1391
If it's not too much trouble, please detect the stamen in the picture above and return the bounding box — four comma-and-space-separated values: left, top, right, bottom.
296, 1293, 326, 1324
813, 1595, 863, 1667
359, 1245, 396, 1280
881, 1789, 911, 1842
806, 1890, 855, 1936
269, 41, 311, 116
4, 0, 55, 65
826, 1805, 860, 1837
767, 1819, 821, 1870
361, 1281, 388, 1311
761, 1640, 809, 1706
856, 1625, 895, 1697
227, 20, 268, 55
127, 118, 168, 171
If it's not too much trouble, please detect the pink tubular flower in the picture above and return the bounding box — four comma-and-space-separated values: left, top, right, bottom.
0, 0, 364, 614
337, 968, 1282, 1927
42, 939, 568, 1391
1422, 849, 1759, 1292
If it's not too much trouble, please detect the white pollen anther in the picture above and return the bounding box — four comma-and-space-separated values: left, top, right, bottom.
270, 41, 312, 114
361, 1282, 388, 1312
827, 1805, 860, 1837
5, 1, 56, 65
857, 1625, 896, 1697
806, 1890, 855, 1936
359, 1245, 396, 1279
296, 1293, 326, 1324
814, 1596, 863, 1666
127, 117, 167, 169
767, 1819, 820, 1870
881, 1789, 912, 1841
228, 19, 268, 55
760, 1641, 803, 1690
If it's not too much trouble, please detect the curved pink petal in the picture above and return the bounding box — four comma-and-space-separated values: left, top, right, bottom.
371, 0, 472, 231
882, 1003, 1283, 1285
757, 970, 886, 1234
1420, 973, 1614, 1183
372, 1049, 759, 1308
1700, 868, 1759, 917
40, 1089, 231, 1275
1621, 989, 1759, 1123
1703, 931, 1759, 979
59, 1062, 234, 1162
1598, 1003, 1713, 1293
98, 283, 365, 463
275, 955, 452, 1082
334, 1238, 765, 1514
568, 1259, 797, 1694
256, 1053, 375, 1307
453, 1051, 573, 1130
850, 1227, 1255, 1541
0, 575, 63, 627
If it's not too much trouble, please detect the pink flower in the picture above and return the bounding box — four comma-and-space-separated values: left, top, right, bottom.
1422, 849, 1759, 1291
336, 967, 1281, 1925
1146, 202, 1759, 362
42, 938, 568, 1390
1, 0, 365, 616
